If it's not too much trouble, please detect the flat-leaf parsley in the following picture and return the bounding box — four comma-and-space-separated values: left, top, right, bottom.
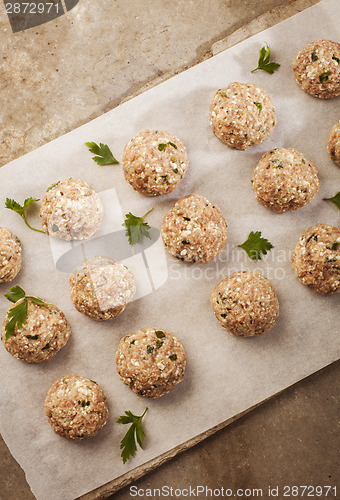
238, 231, 274, 260
85, 142, 119, 165
117, 408, 148, 464
4, 286, 46, 340
122, 207, 154, 245
251, 43, 280, 74
323, 191, 340, 210
5, 197, 44, 233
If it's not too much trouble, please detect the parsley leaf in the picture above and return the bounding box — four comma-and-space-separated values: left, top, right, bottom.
323, 191, 340, 210
253, 101, 263, 113
122, 207, 154, 245
238, 231, 274, 260
4, 286, 47, 340
117, 408, 148, 464
319, 71, 331, 83
5, 197, 45, 233
251, 42, 280, 74
85, 142, 119, 165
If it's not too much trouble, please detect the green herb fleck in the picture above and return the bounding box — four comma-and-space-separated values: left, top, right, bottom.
182, 240, 190, 245
5, 197, 45, 234
85, 142, 119, 165
311, 50, 318, 61
117, 407, 148, 464
238, 231, 274, 260
306, 233, 315, 244
253, 102, 262, 113
46, 181, 60, 192
158, 143, 167, 151
156, 340, 164, 349
331, 242, 339, 251
90, 380, 97, 384
332, 54, 340, 64
251, 42, 280, 74
323, 191, 340, 210
122, 207, 154, 245
42, 343, 50, 351
172, 167, 179, 174
168, 141, 177, 149
169, 354, 177, 361
155, 330, 165, 339
4, 286, 47, 340
221, 313, 227, 318
25, 334, 39, 340
319, 71, 331, 83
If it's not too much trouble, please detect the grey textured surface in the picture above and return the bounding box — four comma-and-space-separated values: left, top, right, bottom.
1, 0, 338, 499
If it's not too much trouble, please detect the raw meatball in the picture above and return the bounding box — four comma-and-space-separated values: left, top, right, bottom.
1, 297, 71, 363
209, 82, 276, 150
327, 122, 340, 166
292, 40, 340, 99
122, 129, 188, 196
291, 224, 340, 294
116, 328, 186, 398
69, 256, 136, 321
253, 148, 320, 212
211, 271, 279, 337
0, 227, 22, 283
161, 193, 228, 263
40, 178, 104, 240
45, 375, 108, 441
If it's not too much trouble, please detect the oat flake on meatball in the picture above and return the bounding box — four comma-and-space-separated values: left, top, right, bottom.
292, 40, 340, 99
69, 256, 136, 321
1, 297, 71, 363
45, 375, 109, 441
291, 224, 340, 294
0, 227, 22, 283
211, 271, 279, 337
209, 82, 276, 150
40, 178, 104, 240
253, 148, 320, 212
116, 328, 186, 398
122, 129, 188, 196
327, 122, 340, 166
161, 193, 228, 263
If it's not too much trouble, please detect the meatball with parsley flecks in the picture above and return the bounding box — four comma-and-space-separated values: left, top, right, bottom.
327, 122, 340, 166
161, 193, 228, 263
40, 178, 103, 240
292, 39, 340, 99
45, 375, 109, 441
291, 224, 340, 294
0, 227, 22, 283
116, 328, 186, 398
122, 129, 188, 196
211, 271, 279, 337
209, 82, 276, 149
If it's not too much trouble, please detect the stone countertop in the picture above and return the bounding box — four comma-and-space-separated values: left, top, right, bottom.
1, 0, 339, 499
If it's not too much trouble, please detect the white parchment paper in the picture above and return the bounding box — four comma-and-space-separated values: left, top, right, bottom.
0, 0, 339, 498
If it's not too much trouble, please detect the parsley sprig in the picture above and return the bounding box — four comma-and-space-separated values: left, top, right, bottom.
251, 43, 280, 74
5, 197, 45, 233
85, 142, 119, 165
238, 231, 274, 260
117, 407, 148, 464
323, 191, 340, 210
4, 286, 46, 340
123, 207, 154, 245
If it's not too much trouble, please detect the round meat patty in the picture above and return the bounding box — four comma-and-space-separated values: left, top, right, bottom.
122, 129, 188, 196
291, 224, 340, 294
45, 375, 109, 441
1, 297, 71, 363
0, 227, 22, 283
211, 271, 279, 337
69, 256, 136, 321
253, 148, 319, 212
209, 82, 276, 150
292, 39, 340, 99
116, 328, 186, 398
327, 121, 340, 166
40, 178, 104, 240
161, 193, 228, 263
